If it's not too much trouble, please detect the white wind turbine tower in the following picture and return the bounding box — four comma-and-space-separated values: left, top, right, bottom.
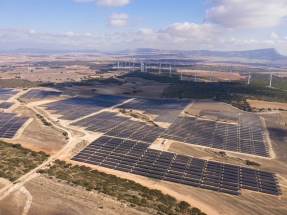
247, 69, 251, 84
169, 66, 171, 77
194, 73, 197, 82
210, 71, 212, 83
268, 70, 273, 88
132, 62, 134, 72
180, 69, 183, 80
159, 63, 161, 74
229, 65, 232, 82
117, 61, 119, 69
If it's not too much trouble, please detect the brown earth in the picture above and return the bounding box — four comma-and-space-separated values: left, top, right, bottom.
181, 69, 246, 81
0, 176, 152, 215
247, 99, 287, 110
6, 105, 67, 154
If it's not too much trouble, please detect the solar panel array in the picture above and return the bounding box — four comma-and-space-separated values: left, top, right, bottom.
0, 89, 19, 100
200, 110, 240, 121
0, 102, 14, 109
161, 115, 269, 157
72, 136, 281, 196
20, 89, 62, 99
0, 113, 29, 138
117, 98, 191, 123
71, 111, 165, 143
42, 95, 128, 120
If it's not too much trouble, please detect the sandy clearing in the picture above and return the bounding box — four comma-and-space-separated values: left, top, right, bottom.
247, 99, 287, 110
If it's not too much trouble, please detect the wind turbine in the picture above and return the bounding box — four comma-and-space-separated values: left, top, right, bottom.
247, 69, 251, 84
169, 66, 171, 77
268, 71, 273, 88
117, 61, 119, 69
132, 63, 134, 72
180, 69, 183, 80
159, 63, 161, 74
194, 73, 197, 82
209, 71, 212, 83
229, 69, 232, 82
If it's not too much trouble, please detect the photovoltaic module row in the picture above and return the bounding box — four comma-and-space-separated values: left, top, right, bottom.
20, 89, 62, 99
0, 89, 19, 100
0, 102, 14, 109
0, 112, 29, 138
71, 111, 165, 143
117, 98, 191, 123
42, 95, 128, 120
71, 135, 281, 196
161, 115, 269, 157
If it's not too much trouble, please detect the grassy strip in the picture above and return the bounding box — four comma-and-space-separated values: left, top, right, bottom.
0, 79, 53, 88
38, 160, 207, 215
0, 141, 49, 181
88, 77, 124, 85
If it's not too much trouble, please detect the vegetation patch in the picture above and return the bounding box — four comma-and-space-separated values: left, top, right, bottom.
39, 160, 207, 215
36, 113, 51, 126
87, 77, 123, 85
119, 72, 287, 112
245, 160, 261, 166
0, 141, 49, 181
0, 79, 53, 88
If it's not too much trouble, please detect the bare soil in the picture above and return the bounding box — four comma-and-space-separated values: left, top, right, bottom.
0, 176, 152, 215
247, 99, 287, 110
6, 105, 67, 154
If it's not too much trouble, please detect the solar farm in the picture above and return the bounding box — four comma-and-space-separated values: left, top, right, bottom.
118, 98, 190, 123
0, 112, 29, 138
20, 89, 62, 99
0, 89, 19, 100
41, 95, 128, 120
71, 111, 165, 143
161, 114, 269, 157
38, 94, 278, 197
0, 102, 14, 109
72, 135, 281, 196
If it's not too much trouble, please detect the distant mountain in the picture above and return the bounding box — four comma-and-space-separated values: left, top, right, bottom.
118, 48, 287, 61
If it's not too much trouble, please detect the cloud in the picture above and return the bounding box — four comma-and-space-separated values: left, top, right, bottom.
205, 0, 287, 28
270, 32, 279, 39
96, 0, 130, 6
159, 22, 223, 38
107, 13, 129, 26
60, 31, 77, 37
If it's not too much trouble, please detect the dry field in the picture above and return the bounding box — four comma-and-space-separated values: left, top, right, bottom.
247, 99, 287, 110
0, 176, 151, 215
181, 69, 246, 81
6, 105, 67, 154
64, 77, 169, 99
185, 99, 243, 116
0, 65, 95, 83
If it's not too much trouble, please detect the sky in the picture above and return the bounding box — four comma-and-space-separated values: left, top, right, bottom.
1, 0, 287, 54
